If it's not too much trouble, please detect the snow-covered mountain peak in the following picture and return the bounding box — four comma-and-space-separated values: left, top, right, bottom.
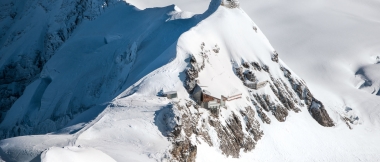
1, 0, 371, 161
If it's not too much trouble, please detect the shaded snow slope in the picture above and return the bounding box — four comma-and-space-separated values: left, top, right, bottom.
0, 0, 222, 139
0, 0, 123, 123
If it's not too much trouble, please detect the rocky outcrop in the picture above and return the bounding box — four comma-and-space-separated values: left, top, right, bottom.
221, 0, 240, 8
309, 99, 335, 127
169, 100, 262, 160
251, 62, 262, 71
185, 43, 210, 93
171, 140, 198, 162
185, 55, 200, 93
208, 110, 262, 157
271, 51, 279, 63
232, 54, 333, 127
282, 67, 335, 127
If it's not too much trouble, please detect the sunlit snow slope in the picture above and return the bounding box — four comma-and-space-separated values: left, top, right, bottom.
0, 0, 380, 162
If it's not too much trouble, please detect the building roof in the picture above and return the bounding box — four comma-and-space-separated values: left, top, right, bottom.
163, 91, 177, 95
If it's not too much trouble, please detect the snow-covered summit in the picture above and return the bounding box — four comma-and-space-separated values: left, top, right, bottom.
1, 0, 380, 161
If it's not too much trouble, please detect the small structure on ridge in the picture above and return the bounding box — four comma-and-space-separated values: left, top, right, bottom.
164, 91, 178, 99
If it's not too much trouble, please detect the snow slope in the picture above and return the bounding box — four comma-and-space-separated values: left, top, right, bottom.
41, 146, 116, 162
241, 0, 380, 126
1, 0, 380, 162
0, 0, 122, 123
124, 0, 380, 160
0, 1, 207, 138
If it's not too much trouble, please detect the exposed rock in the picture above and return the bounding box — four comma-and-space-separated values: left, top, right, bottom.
213, 44, 220, 53
185, 55, 200, 93
244, 71, 256, 82
309, 99, 335, 127
241, 107, 264, 141
235, 67, 244, 81
284, 72, 334, 127
242, 62, 250, 68
221, 0, 240, 8
169, 103, 199, 162
280, 66, 292, 78
271, 51, 279, 62
271, 104, 288, 122
253, 26, 258, 33
255, 94, 288, 122
254, 94, 270, 112
169, 100, 263, 160
342, 116, 353, 130
171, 139, 197, 162
251, 62, 261, 71
270, 80, 300, 113
262, 65, 269, 73
208, 112, 259, 158
256, 107, 271, 124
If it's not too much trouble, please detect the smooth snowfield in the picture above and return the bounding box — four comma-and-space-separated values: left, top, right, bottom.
1, 0, 380, 162
41, 147, 116, 162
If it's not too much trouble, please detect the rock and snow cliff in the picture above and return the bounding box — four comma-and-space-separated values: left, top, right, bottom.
1, 0, 378, 161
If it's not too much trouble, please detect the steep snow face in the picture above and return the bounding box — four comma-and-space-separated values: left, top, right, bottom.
0, 0, 223, 138
0, 3, 175, 138
240, 0, 380, 127
0, 0, 121, 123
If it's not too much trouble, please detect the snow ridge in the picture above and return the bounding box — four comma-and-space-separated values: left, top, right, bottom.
0, 0, 339, 161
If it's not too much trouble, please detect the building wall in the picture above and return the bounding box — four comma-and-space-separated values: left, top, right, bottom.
167, 93, 177, 99
208, 100, 220, 109
203, 94, 216, 102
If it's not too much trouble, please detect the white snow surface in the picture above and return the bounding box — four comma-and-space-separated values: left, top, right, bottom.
41, 146, 116, 162
1, 0, 380, 161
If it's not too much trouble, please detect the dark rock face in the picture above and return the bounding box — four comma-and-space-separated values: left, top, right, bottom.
233, 57, 333, 127
251, 62, 262, 71
169, 103, 199, 162
271, 51, 279, 63
252, 93, 289, 122
309, 99, 335, 127
271, 104, 288, 122
244, 71, 256, 82
256, 107, 271, 124
241, 107, 263, 141
270, 79, 300, 113
284, 71, 335, 127
235, 67, 245, 81
169, 101, 262, 160
208, 111, 262, 158
171, 140, 197, 162
242, 62, 250, 68
185, 55, 200, 93
262, 65, 269, 73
